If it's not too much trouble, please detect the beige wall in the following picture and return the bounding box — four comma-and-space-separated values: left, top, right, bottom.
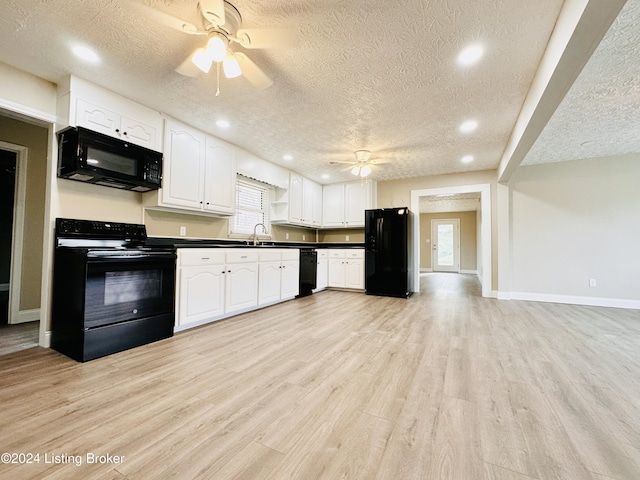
509, 154, 640, 302
144, 209, 329, 243
0, 115, 48, 310
377, 170, 497, 288
420, 212, 477, 271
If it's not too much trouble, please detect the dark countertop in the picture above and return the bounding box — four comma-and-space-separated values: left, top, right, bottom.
145, 237, 365, 249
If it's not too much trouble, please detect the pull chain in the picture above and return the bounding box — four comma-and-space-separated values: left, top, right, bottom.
215, 62, 221, 97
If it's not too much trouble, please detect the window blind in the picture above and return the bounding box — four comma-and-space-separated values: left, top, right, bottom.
229, 177, 272, 236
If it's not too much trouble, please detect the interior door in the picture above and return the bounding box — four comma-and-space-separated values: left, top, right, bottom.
431, 219, 460, 272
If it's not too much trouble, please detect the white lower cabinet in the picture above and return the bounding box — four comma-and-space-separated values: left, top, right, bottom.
225, 252, 259, 314
177, 251, 226, 326
258, 250, 300, 305
327, 249, 365, 289
177, 248, 299, 330
314, 250, 328, 292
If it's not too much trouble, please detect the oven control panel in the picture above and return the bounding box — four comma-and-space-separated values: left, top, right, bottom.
56, 218, 147, 241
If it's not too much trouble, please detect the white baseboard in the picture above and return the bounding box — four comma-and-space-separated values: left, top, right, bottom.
496, 291, 512, 300
420, 268, 432, 273
460, 270, 478, 275
43, 330, 51, 348
507, 291, 640, 310
11, 308, 40, 324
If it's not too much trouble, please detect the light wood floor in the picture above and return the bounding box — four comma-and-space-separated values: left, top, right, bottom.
0, 321, 39, 356
1, 273, 639, 479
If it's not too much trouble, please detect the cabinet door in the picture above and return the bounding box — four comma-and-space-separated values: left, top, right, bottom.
315, 258, 328, 291
119, 115, 157, 150
301, 178, 315, 226
258, 262, 281, 305
178, 266, 225, 325
289, 173, 304, 224
345, 182, 367, 227
345, 259, 365, 289
322, 184, 345, 227
281, 260, 300, 298
226, 263, 259, 314
311, 181, 323, 227
327, 257, 346, 287
204, 136, 236, 214
162, 120, 205, 209
76, 98, 119, 137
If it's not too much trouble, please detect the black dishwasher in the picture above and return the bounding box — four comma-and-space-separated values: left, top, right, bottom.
298, 249, 317, 297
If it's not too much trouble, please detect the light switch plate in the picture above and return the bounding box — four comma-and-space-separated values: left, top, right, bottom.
180, 226, 186, 236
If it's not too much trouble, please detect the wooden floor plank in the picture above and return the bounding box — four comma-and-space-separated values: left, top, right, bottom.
1, 273, 639, 479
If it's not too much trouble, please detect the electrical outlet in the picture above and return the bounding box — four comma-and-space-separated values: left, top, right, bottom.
589, 278, 597, 287
285, 233, 289, 240
302, 234, 306, 241
180, 226, 186, 236
346, 235, 350, 241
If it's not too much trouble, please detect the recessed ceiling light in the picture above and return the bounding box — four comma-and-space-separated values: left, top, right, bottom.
461, 155, 474, 164
460, 120, 478, 133
321, 174, 330, 179
283, 154, 293, 161
457, 44, 483, 66
216, 120, 230, 128
72, 45, 100, 63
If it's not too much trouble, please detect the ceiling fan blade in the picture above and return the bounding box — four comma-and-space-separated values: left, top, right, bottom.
235, 28, 298, 49
235, 52, 273, 89
133, 3, 205, 35
175, 50, 203, 77
329, 161, 356, 165
370, 159, 390, 165
199, 0, 225, 27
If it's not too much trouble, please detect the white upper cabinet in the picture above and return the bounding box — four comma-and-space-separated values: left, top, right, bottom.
59, 76, 163, 151
162, 120, 206, 209
144, 118, 236, 217
272, 173, 322, 228
322, 181, 376, 228
204, 136, 236, 214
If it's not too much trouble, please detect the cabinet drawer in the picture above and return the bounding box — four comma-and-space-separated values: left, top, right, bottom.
179, 249, 225, 267
328, 249, 346, 258
258, 250, 282, 262
345, 249, 364, 259
316, 249, 328, 259
226, 250, 259, 263
281, 249, 299, 261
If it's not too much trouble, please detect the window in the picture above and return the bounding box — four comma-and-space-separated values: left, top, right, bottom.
229, 177, 272, 237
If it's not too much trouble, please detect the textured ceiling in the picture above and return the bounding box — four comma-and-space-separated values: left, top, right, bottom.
521, 0, 640, 166
0, 0, 566, 184
1, 1, 635, 185
420, 193, 480, 213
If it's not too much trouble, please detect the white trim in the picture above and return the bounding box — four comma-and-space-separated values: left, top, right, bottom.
460, 270, 478, 275
497, 291, 512, 300
0, 141, 29, 325
0, 98, 57, 125
411, 184, 492, 298
420, 268, 433, 273
12, 308, 40, 324
509, 291, 640, 310
43, 330, 51, 348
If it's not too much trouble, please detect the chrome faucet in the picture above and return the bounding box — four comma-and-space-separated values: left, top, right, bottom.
252, 223, 267, 246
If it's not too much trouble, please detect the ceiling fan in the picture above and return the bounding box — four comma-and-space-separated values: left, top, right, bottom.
329, 150, 389, 178
138, 0, 296, 92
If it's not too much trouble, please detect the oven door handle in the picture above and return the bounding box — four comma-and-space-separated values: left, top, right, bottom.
86, 252, 176, 260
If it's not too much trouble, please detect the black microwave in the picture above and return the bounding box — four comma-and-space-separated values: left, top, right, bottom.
57, 126, 163, 192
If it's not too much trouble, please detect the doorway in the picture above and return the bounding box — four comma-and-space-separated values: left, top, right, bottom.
431, 219, 460, 272
0, 149, 17, 325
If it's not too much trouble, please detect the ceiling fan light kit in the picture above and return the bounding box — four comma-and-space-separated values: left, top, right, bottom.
223, 54, 242, 78
162, 0, 295, 93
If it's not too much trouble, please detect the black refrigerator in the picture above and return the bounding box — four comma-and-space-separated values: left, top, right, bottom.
365, 207, 414, 298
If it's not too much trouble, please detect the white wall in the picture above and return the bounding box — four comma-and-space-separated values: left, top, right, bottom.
509, 154, 640, 307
